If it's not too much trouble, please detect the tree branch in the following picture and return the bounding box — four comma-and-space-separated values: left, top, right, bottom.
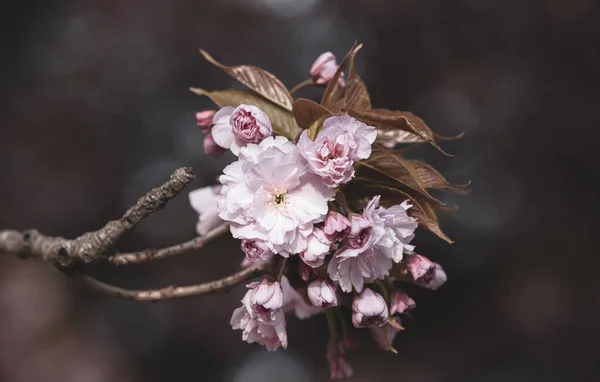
65, 263, 270, 302
0, 167, 195, 267
108, 223, 230, 266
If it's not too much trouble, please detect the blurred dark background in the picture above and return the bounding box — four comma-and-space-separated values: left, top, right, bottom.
1, 0, 599, 381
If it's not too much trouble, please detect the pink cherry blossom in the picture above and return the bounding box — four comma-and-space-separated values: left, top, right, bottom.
241, 239, 274, 264
389, 290, 416, 315
299, 227, 331, 268
351, 288, 388, 328
370, 317, 403, 352
297, 114, 377, 188
195, 110, 216, 132
328, 196, 417, 292
281, 276, 320, 319
323, 211, 351, 243
307, 279, 337, 308
188, 185, 223, 236
248, 279, 284, 321
218, 136, 334, 255
203, 135, 226, 157
231, 280, 287, 351
310, 52, 345, 87
405, 254, 447, 289
211, 105, 272, 155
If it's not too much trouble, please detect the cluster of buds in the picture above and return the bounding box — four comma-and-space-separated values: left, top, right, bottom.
189, 44, 466, 379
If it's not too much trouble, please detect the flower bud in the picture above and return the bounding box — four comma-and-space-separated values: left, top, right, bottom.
299, 227, 331, 268
195, 110, 216, 132
203, 135, 226, 157
231, 104, 272, 143
352, 288, 389, 328
370, 317, 402, 352
405, 254, 447, 289
241, 239, 274, 264
249, 278, 284, 319
307, 280, 337, 308
323, 211, 351, 243
310, 52, 345, 87
389, 291, 416, 315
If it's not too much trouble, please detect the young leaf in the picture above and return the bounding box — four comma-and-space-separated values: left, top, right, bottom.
404, 160, 471, 194
355, 146, 446, 207
344, 44, 371, 110
321, 42, 362, 108
348, 109, 452, 156
292, 98, 332, 130
376, 129, 427, 146
199, 50, 294, 111
190, 87, 300, 140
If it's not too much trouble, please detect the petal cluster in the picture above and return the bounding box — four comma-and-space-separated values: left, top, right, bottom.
212, 105, 273, 155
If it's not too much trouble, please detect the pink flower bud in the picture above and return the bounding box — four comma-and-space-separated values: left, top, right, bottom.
323, 211, 350, 242
310, 52, 345, 87
231, 104, 272, 143
406, 254, 447, 289
195, 110, 216, 132
352, 288, 389, 328
370, 317, 402, 352
389, 291, 416, 315
211, 105, 272, 155
328, 354, 353, 379
307, 279, 337, 308
203, 135, 226, 157
299, 261, 317, 282
248, 279, 284, 317
299, 227, 331, 268
241, 239, 274, 264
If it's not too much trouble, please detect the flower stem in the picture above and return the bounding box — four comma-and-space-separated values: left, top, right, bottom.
289, 78, 316, 95
276, 257, 288, 281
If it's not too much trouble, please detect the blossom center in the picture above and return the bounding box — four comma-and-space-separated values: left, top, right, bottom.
270, 189, 288, 209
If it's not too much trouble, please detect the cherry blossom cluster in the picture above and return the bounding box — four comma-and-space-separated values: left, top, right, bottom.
190, 51, 449, 379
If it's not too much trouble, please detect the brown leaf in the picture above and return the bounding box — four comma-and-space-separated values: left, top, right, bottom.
355, 146, 446, 207
199, 50, 294, 111
190, 87, 300, 140
349, 109, 452, 156
351, 183, 454, 243
292, 98, 333, 130
344, 45, 371, 110
376, 129, 427, 146
321, 42, 362, 108
404, 160, 471, 194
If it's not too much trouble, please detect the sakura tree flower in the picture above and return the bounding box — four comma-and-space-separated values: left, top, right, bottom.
218, 136, 334, 255
405, 254, 447, 289
211, 105, 272, 155
310, 52, 345, 87
195, 109, 216, 132
248, 278, 284, 321
188, 185, 223, 236
231, 280, 287, 351
323, 211, 351, 243
352, 288, 389, 328
281, 276, 320, 319
241, 239, 274, 264
328, 196, 417, 292
307, 279, 337, 308
370, 317, 403, 352
389, 290, 416, 315
299, 227, 331, 268
203, 135, 226, 157
297, 114, 377, 188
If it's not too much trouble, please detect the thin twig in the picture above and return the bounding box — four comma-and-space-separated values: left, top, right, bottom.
289, 78, 316, 95
109, 223, 230, 265
65, 263, 271, 302
0, 167, 195, 267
